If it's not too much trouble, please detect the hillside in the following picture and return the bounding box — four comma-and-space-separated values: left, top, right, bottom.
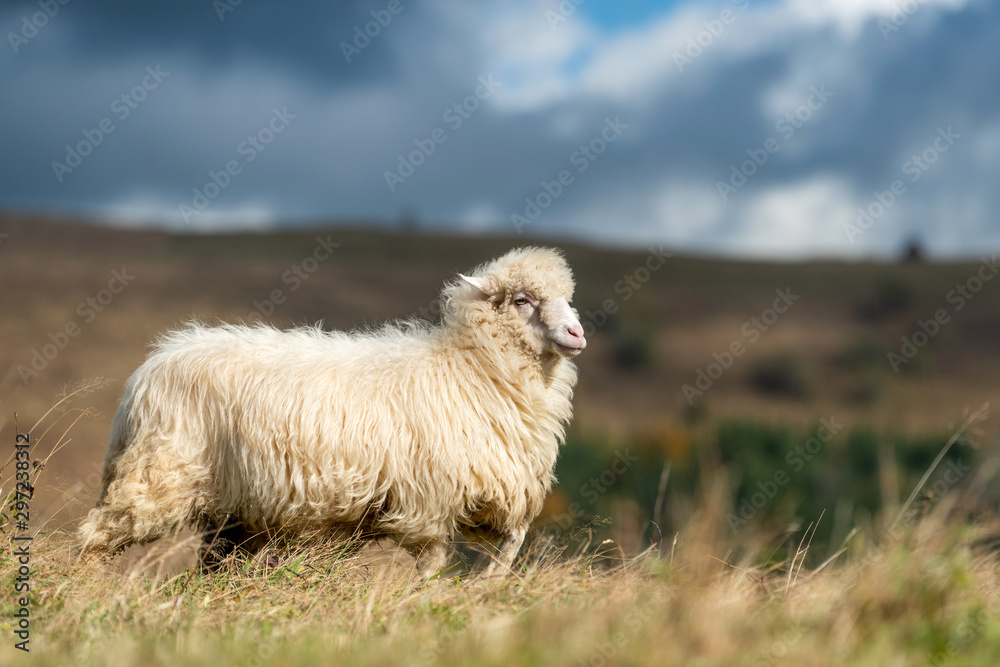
4, 213, 1000, 665
1, 213, 999, 535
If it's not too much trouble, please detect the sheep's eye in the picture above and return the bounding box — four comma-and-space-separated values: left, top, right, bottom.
514, 296, 529, 306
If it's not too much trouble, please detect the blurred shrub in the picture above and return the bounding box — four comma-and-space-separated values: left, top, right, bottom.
748, 352, 817, 400
836, 338, 893, 405
843, 379, 882, 406
681, 399, 708, 426
608, 319, 654, 370
548, 421, 974, 552
837, 337, 892, 371
634, 423, 693, 464
855, 276, 913, 322
830, 429, 883, 513
716, 421, 798, 502
894, 329, 934, 374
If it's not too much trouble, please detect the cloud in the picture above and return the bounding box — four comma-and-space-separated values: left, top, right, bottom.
728, 175, 860, 259
0, 0, 998, 259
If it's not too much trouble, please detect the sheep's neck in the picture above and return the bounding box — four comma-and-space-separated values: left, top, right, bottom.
448, 324, 555, 387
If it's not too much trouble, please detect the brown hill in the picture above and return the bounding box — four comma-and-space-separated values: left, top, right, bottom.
2, 212, 999, 526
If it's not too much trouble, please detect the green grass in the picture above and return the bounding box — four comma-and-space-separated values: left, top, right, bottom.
5, 498, 1000, 665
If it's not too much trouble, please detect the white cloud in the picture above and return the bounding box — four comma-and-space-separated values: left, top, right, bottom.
469, 0, 973, 112
725, 176, 863, 259
784, 0, 970, 39
653, 181, 727, 244
473, 2, 599, 111
103, 194, 278, 233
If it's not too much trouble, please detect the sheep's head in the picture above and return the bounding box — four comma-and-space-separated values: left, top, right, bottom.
452, 247, 586, 359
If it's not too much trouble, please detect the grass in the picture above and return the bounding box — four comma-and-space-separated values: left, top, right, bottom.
5, 497, 1000, 665
3, 399, 1000, 665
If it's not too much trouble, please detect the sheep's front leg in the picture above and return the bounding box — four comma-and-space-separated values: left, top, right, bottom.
482, 526, 527, 577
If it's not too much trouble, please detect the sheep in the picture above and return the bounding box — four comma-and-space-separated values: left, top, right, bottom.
77, 246, 586, 577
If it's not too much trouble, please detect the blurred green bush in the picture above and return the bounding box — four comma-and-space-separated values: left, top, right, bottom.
548, 420, 975, 550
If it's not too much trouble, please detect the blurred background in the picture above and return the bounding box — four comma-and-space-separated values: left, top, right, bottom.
2, 0, 999, 556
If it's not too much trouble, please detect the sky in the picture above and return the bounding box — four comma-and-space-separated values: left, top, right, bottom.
1, 0, 997, 259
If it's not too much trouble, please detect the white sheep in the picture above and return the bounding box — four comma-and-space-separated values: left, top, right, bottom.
78, 246, 586, 576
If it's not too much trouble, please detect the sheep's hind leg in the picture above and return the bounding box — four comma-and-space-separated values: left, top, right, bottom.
481, 526, 527, 577
77, 504, 136, 560
198, 514, 247, 571
77, 451, 203, 560
404, 539, 450, 579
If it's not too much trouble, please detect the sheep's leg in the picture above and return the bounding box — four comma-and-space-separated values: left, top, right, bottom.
77, 504, 135, 559
404, 539, 450, 579
78, 450, 203, 558
198, 515, 247, 570
482, 526, 527, 577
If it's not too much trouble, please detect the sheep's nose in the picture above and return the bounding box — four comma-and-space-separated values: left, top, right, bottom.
566, 323, 585, 341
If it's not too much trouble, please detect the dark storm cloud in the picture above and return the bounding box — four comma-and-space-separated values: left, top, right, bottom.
3, 0, 395, 83
1, 0, 998, 257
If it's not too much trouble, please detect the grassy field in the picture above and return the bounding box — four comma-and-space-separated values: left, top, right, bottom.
6, 523, 1000, 667
3, 403, 1000, 666
4, 214, 1000, 664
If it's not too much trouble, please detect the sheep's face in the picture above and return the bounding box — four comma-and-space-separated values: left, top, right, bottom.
511, 290, 586, 358
460, 275, 587, 358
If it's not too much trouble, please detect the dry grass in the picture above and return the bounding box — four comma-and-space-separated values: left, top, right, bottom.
5, 217, 1000, 664
4, 498, 1000, 666
3, 397, 1000, 666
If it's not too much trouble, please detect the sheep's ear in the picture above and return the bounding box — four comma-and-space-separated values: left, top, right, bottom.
459, 274, 493, 295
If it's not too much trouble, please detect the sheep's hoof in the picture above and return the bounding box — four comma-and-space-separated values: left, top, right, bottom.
75, 542, 123, 565
198, 540, 237, 572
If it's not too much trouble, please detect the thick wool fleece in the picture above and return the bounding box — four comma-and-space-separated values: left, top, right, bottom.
78, 247, 579, 567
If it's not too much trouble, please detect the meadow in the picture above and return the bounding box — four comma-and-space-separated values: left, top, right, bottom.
3, 397, 1000, 666
3, 214, 1000, 664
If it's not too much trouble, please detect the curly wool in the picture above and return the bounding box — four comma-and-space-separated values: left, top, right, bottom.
78, 246, 579, 561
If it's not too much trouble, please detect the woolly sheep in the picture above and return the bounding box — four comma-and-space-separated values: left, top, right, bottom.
78, 246, 586, 577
